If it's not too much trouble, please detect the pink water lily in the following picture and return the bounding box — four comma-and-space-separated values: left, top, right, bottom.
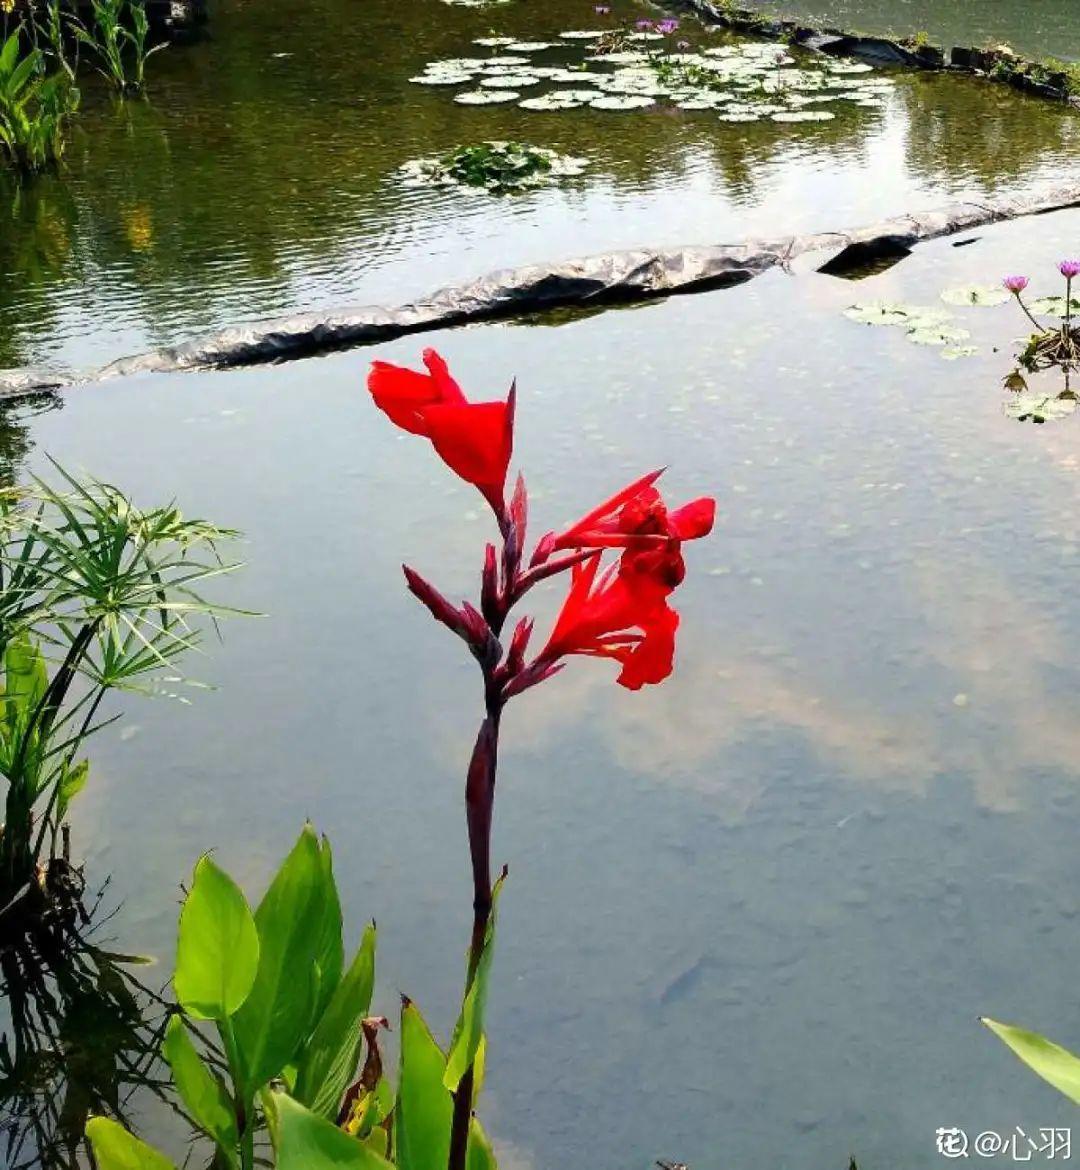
1003, 275, 1030, 294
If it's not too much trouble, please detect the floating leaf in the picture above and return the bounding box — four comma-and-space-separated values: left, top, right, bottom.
940, 284, 1010, 307
454, 90, 521, 104
907, 325, 971, 346
1029, 296, 1080, 318
771, 109, 834, 121
844, 302, 928, 327
941, 346, 979, 360
1004, 393, 1076, 423
589, 94, 656, 109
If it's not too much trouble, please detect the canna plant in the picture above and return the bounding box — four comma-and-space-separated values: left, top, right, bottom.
84, 825, 504, 1170
0, 29, 79, 174
0, 462, 238, 930
982, 1017, 1080, 1107
72, 0, 163, 94
366, 347, 715, 1169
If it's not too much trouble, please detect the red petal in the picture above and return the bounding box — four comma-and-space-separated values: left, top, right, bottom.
422, 349, 466, 405
421, 401, 512, 495
669, 497, 716, 540
367, 361, 441, 436
616, 607, 679, 690
554, 469, 665, 548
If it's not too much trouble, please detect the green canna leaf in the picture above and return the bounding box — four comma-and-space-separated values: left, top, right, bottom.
174, 855, 259, 1021
274, 1093, 394, 1170
396, 998, 453, 1170
444, 874, 504, 1093
467, 1117, 499, 1170
84, 1117, 178, 1170
294, 922, 377, 1118
312, 836, 345, 1023
982, 1018, 1080, 1104
162, 1015, 239, 1163
232, 825, 334, 1088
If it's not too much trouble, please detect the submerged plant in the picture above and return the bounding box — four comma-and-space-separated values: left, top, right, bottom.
399, 141, 587, 194
366, 347, 714, 1170
0, 30, 79, 174
0, 463, 239, 932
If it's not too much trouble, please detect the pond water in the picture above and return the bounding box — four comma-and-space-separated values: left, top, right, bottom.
4, 206, 1080, 1168
2, 0, 1079, 373
739, 0, 1079, 60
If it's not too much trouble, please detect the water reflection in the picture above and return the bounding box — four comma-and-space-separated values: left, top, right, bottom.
0, 923, 175, 1170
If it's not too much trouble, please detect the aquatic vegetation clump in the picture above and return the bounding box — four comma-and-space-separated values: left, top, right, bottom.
399, 141, 587, 193
408, 25, 893, 125
71, 0, 166, 94
843, 301, 973, 357
0, 31, 79, 175
1002, 263, 1080, 372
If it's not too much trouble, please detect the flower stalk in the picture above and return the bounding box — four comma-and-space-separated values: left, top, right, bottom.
366, 348, 715, 1170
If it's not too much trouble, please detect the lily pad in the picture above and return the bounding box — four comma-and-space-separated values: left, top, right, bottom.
480, 74, 543, 88
474, 36, 517, 47
844, 302, 945, 327
504, 41, 558, 52
589, 94, 657, 109
454, 89, 522, 104
940, 284, 1010, 307
1028, 296, 1080, 318
941, 346, 979, 360
1004, 393, 1077, 423
770, 109, 835, 121
410, 73, 474, 85
908, 325, 971, 346
559, 29, 606, 39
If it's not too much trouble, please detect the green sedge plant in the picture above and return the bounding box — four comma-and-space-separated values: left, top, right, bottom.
0, 462, 239, 929
84, 825, 503, 1170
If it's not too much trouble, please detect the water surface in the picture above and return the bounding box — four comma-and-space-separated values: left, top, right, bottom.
4, 208, 1080, 1169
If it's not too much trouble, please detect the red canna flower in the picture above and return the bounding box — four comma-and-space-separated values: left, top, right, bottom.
533, 551, 681, 691
368, 349, 514, 516
551, 470, 715, 554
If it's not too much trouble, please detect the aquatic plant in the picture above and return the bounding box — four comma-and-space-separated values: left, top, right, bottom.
367, 347, 714, 1170
72, 0, 164, 94
84, 825, 503, 1170
398, 141, 587, 194
0, 30, 79, 174
409, 33, 887, 121
0, 463, 239, 933
1003, 265, 1080, 372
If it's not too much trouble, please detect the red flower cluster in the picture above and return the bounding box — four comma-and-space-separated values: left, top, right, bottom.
367, 350, 714, 692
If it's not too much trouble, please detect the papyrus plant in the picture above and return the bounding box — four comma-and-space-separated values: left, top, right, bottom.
0, 462, 238, 929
